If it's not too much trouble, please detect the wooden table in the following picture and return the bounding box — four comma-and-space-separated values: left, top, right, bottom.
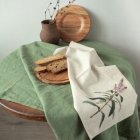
0, 99, 46, 121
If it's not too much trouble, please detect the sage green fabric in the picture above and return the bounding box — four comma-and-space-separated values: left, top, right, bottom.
0, 40, 139, 140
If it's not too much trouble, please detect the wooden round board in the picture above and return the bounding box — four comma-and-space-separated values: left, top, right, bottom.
36, 70, 69, 85
55, 5, 91, 42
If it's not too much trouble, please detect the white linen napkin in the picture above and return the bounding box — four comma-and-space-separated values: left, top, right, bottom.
54, 42, 137, 140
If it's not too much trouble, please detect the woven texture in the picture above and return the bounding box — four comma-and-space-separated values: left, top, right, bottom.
0, 40, 139, 140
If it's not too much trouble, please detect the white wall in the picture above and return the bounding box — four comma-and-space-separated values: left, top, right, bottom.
0, 0, 140, 105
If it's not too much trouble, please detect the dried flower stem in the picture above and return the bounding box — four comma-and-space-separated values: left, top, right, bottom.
45, 2, 52, 20
51, 0, 60, 20
44, 0, 76, 21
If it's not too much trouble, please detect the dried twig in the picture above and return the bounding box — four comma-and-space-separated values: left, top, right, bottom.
45, 2, 52, 20
44, 0, 76, 21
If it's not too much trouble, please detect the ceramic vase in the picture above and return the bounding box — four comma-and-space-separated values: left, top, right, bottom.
40, 20, 60, 44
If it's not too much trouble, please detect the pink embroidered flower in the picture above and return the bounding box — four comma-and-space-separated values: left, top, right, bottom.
113, 78, 127, 96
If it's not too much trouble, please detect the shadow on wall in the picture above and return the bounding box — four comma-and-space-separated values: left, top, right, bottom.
86, 10, 103, 41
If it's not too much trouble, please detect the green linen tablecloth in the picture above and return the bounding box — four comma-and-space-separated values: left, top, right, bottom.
0, 40, 139, 140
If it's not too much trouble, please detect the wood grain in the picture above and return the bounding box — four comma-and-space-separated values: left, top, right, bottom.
56, 5, 91, 42
0, 101, 139, 140
0, 99, 46, 121
0, 106, 56, 140
36, 70, 69, 85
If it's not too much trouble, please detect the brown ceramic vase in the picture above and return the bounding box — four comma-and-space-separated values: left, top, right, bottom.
40, 20, 60, 44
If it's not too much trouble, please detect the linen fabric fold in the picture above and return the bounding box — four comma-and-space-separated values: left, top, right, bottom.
54, 41, 137, 139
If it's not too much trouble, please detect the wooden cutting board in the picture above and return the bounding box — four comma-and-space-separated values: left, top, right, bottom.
36, 70, 69, 85
55, 5, 91, 42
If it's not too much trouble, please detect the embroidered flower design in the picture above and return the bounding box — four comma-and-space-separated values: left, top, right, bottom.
83, 78, 127, 128
112, 78, 127, 96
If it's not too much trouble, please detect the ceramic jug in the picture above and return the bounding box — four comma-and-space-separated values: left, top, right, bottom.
40, 20, 60, 44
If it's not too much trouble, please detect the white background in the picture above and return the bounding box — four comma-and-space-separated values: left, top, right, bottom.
0, 0, 140, 105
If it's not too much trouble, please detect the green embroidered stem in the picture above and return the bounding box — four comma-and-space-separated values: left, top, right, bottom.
90, 94, 114, 118
83, 78, 126, 128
